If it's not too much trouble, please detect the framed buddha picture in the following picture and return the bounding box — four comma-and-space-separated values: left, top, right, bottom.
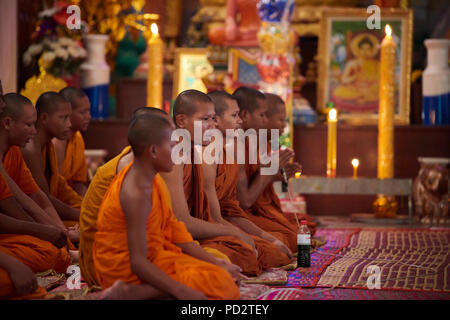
172, 48, 214, 99
317, 8, 413, 124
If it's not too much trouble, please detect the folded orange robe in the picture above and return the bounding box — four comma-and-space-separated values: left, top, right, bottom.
79, 146, 131, 286
93, 164, 239, 299
61, 131, 87, 187
216, 162, 291, 269
183, 162, 261, 276
0, 234, 71, 299
42, 142, 82, 209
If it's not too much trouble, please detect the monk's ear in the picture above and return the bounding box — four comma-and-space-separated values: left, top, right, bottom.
40, 112, 49, 124
148, 144, 158, 159
1, 116, 12, 130
239, 110, 250, 123
175, 114, 186, 128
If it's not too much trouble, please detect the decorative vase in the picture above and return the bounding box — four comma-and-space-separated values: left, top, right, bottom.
422, 39, 450, 126
80, 34, 110, 120
412, 157, 450, 225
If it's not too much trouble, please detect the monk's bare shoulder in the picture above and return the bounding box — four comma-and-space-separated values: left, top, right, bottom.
117, 152, 134, 174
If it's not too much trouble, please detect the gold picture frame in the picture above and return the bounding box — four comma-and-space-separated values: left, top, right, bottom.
317, 8, 413, 124
172, 48, 214, 99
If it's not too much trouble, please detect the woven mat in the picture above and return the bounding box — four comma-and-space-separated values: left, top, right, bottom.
316, 228, 450, 292
257, 287, 450, 300
286, 228, 360, 287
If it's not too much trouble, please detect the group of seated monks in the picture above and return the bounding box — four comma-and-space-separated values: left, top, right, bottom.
0, 81, 317, 300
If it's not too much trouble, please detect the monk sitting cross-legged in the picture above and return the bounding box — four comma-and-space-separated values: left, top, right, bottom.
1, 93, 79, 245
53, 87, 91, 197
204, 90, 292, 272
80, 107, 235, 287
234, 89, 317, 246
20, 92, 81, 227
80, 107, 184, 286
163, 90, 264, 276
94, 114, 241, 300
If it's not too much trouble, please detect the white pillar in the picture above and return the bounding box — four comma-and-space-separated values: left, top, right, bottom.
0, 0, 18, 93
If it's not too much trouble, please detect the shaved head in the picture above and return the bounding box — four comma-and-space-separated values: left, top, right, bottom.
264, 93, 285, 117
35, 92, 68, 119
233, 86, 266, 114
128, 114, 173, 157
2, 93, 33, 120
172, 89, 212, 121
131, 107, 168, 122
207, 91, 237, 117
59, 87, 87, 110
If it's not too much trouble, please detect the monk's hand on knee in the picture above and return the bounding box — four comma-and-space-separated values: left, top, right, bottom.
9, 261, 38, 296
40, 225, 68, 248
217, 260, 247, 283
272, 239, 293, 260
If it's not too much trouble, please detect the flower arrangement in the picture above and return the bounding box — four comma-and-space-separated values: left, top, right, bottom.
23, 37, 87, 77
22, 1, 87, 78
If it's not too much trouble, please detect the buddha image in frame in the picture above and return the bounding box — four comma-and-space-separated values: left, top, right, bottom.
327, 19, 402, 114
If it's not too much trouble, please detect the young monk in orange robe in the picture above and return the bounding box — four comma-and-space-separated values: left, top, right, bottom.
94, 114, 241, 299
165, 90, 261, 275
1, 93, 79, 244
21, 92, 81, 225
234, 89, 317, 245
81, 107, 236, 286
53, 87, 91, 196
204, 90, 292, 271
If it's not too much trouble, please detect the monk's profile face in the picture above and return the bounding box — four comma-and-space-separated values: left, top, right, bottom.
153, 127, 176, 172
45, 101, 72, 140
266, 102, 286, 132
7, 103, 37, 147
71, 96, 91, 132
183, 101, 216, 146
241, 98, 268, 131
216, 98, 242, 133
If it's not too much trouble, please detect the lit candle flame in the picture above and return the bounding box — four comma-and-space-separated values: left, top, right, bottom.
329, 108, 337, 121
151, 23, 159, 35
352, 158, 359, 168
385, 24, 392, 37
295, 172, 302, 179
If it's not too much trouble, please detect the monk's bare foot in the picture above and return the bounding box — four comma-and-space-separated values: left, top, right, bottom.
69, 250, 79, 263
101, 280, 132, 300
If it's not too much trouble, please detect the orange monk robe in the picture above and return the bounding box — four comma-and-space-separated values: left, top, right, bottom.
3, 146, 40, 196
61, 131, 88, 188
183, 162, 261, 276
80, 146, 228, 287
0, 234, 72, 299
79, 146, 131, 286
42, 142, 82, 209
93, 164, 239, 300
215, 162, 291, 269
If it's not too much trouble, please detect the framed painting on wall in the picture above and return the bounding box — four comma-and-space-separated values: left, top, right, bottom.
317, 8, 413, 124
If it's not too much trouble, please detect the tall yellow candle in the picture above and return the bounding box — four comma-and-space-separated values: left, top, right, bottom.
147, 23, 163, 108
378, 25, 396, 179
327, 108, 337, 177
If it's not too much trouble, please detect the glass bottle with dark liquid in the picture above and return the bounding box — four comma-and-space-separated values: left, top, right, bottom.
297, 220, 311, 268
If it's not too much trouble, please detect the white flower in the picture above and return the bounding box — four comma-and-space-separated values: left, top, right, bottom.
28, 44, 43, 56
59, 37, 73, 47
68, 46, 79, 58
49, 42, 62, 51
23, 52, 32, 66
55, 48, 69, 60
42, 51, 56, 62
